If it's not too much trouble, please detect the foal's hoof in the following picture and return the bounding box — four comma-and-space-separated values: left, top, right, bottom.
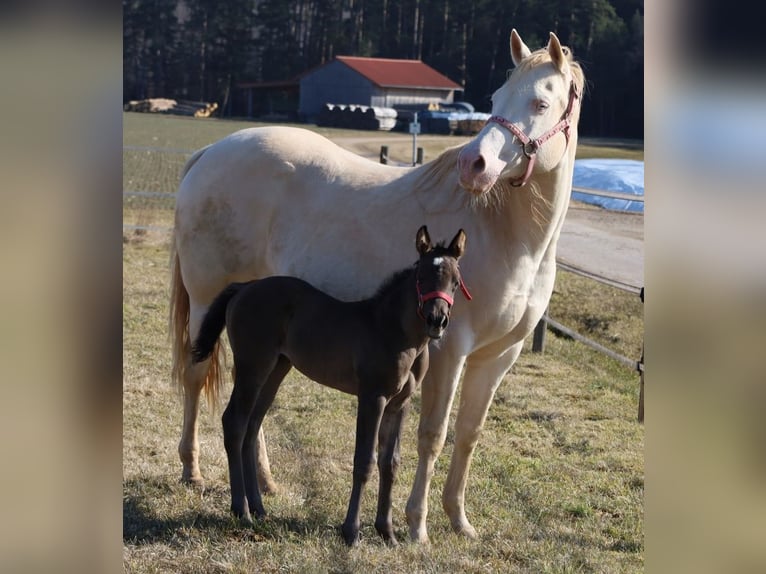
380, 533, 399, 547
375, 522, 399, 546
340, 524, 360, 547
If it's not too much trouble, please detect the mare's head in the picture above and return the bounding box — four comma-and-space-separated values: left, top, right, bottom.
457, 29, 584, 194
414, 225, 469, 340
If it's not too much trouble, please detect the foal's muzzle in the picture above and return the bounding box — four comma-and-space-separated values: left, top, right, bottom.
425, 310, 450, 340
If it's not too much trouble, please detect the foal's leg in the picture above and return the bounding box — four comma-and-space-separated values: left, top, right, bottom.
341, 394, 386, 546
242, 355, 291, 518
222, 358, 275, 523
442, 341, 522, 538
406, 353, 467, 544
374, 401, 407, 545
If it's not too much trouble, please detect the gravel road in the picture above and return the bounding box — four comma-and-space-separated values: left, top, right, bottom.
559, 202, 644, 290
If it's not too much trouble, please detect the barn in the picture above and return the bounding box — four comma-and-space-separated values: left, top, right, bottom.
298, 56, 463, 122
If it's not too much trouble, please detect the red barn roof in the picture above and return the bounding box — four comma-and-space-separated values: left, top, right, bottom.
335, 56, 462, 90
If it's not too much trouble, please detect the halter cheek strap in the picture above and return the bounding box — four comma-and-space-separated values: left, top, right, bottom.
486, 81, 579, 188
416, 274, 473, 320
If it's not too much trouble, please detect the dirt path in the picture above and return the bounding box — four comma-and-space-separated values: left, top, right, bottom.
559, 202, 644, 289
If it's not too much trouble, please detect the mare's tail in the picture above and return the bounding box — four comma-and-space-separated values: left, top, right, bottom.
170, 144, 224, 406
191, 284, 244, 363
169, 240, 224, 406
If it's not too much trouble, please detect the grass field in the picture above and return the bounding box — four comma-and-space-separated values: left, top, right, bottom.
123, 113, 644, 573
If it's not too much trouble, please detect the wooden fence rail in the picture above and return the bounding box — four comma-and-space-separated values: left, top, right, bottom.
531, 261, 644, 423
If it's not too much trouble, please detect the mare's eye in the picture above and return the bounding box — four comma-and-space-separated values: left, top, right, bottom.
536, 100, 549, 113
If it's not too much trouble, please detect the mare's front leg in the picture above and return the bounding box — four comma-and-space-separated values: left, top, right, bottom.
341, 393, 386, 546
443, 340, 523, 538
406, 350, 467, 544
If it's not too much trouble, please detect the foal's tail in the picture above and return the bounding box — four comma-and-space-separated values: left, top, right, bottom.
191, 283, 244, 364
169, 241, 224, 407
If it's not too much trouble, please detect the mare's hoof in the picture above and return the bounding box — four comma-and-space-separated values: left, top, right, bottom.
258, 479, 280, 496
231, 508, 254, 526
180, 475, 205, 492
453, 522, 478, 539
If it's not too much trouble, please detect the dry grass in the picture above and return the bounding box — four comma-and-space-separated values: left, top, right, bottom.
123, 114, 643, 572
123, 237, 643, 573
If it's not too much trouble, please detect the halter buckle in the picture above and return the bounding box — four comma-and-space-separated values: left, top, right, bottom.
522, 140, 539, 159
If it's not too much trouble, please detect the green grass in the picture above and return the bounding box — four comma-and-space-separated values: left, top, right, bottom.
123, 114, 643, 572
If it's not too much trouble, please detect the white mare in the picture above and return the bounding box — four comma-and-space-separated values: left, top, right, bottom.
170, 29, 584, 543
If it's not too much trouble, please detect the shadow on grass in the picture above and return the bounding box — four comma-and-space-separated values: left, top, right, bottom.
123, 476, 354, 546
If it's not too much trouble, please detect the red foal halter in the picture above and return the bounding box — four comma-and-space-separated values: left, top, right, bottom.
416, 272, 473, 320
486, 81, 579, 187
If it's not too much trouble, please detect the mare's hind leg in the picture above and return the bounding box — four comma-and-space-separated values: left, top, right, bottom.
255, 427, 277, 494
374, 401, 408, 545
341, 394, 386, 546
179, 305, 211, 488
242, 355, 292, 518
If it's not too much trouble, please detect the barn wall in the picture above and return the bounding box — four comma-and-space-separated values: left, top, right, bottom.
300, 61, 458, 121
299, 61, 374, 121
371, 88, 455, 108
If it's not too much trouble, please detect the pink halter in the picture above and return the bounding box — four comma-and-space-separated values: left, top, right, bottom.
486, 81, 579, 187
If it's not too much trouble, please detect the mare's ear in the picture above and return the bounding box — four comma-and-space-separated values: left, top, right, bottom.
416, 225, 432, 255
511, 29, 531, 67
547, 32, 570, 74
448, 229, 467, 259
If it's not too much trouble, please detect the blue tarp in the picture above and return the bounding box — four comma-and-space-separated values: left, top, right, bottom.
571, 158, 644, 213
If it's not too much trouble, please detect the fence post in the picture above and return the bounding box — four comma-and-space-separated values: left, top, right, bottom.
638, 287, 644, 423
416, 147, 424, 165
379, 145, 388, 165
532, 311, 547, 352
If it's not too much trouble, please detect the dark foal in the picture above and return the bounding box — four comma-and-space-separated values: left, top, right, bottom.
192, 225, 469, 545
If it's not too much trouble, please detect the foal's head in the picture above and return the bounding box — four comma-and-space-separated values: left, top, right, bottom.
414, 225, 469, 340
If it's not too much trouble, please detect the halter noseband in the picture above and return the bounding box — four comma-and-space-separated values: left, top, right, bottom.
416, 269, 473, 321
486, 81, 579, 187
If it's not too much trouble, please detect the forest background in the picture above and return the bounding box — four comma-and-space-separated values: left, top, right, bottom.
123, 0, 643, 138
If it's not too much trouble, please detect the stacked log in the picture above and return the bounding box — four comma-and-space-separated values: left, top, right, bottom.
123, 98, 218, 118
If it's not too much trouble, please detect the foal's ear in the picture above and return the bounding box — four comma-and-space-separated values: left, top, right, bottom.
416, 225, 432, 255
511, 29, 532, 67
448, 229, 467, 259
547, 32, 570, 74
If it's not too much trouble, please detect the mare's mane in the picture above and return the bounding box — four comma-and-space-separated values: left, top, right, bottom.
413, 142, 549, 221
